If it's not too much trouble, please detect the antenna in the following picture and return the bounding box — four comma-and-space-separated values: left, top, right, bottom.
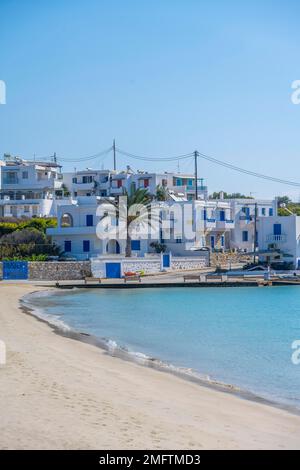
113, 139, 116, 171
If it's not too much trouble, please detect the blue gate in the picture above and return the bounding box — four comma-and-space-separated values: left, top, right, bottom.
105, 262, 121, 278
163, 254, 170, 268
3, 261, 28, 280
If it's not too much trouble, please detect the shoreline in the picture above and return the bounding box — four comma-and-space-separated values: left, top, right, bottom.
21, 288, 300, 417
1, 283, 300, 449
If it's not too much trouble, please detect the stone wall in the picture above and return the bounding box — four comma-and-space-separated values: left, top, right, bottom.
171, 257, 207, 271
210, 252, 252, 268
122, 259, 161, 274
29, 261, 91, 280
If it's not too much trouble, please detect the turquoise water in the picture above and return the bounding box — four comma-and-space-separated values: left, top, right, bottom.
27, 287, 300, 409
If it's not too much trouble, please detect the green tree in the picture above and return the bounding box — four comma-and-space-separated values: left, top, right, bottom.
155, 184, 168, 201
102, 186, 154, 257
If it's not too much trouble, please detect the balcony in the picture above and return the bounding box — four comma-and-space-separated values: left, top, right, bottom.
72, 181, 95, 191
203, 218, 216, 229
110, 187, 124, 195
266, 234, 287, 243
216, 219, 235, 230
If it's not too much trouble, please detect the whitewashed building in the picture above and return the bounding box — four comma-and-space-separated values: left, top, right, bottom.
47, 196, 278, 260
221, 198, 277, 252
62, 167, 208, 201
0, 155, 67, 218
257, 215, 300, 269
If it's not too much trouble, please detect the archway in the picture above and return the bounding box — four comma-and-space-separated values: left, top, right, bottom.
60, 213, 73, 227
106, 239, 120, 254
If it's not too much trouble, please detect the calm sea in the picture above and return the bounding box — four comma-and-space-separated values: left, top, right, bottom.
25, 286, 300, 409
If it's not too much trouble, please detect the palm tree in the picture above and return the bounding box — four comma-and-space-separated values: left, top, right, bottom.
155, 184, 169, 201
102, 185, 156, 257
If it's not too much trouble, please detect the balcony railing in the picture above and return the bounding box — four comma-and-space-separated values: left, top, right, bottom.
266, 234, 287, 243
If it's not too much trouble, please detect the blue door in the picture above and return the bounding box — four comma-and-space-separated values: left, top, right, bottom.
210, 236, 215, 249
220, 210, 225, 221
3, 261, 28, 280
163, 254, 170, 268
105, 262, 121, 278
273, 224, 282, 235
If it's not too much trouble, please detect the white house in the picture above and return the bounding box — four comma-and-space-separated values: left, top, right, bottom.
257, 215, 300, 269
47, 195, 279, 260
0, 154, 67, 218
222, 198, 277, 252
47, 197, 150, 260
63, 167, 208, 201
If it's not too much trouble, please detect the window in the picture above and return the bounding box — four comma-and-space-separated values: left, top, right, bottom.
117, 179, 122, 188
72, 177, 77, 184
203, 209, 207, 220
221, 235, 225, 247
269, 208, 274, 216
144, 179, 149, 188
64, 241, 71, 252
82, 175, 93, 184
219, 210, 225, 221
262, 208, 266, 216
131, 240, 141, 250
86, 214, 93, 226
187, 179, 193, 187
83, 240, 90, 252
24, 206, 30, 213
242, 231, 248, 242
210, 236, 215, 249
176, 238, 182, 244
273, 224, 281, 236
22, 171, 28, 179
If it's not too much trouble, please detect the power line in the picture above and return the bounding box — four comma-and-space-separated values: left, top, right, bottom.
116, 147, 194, 162
198, 151, 300, 187
57, 146, 113, 163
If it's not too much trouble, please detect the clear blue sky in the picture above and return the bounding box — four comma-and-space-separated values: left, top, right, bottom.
1, 0, 300, 199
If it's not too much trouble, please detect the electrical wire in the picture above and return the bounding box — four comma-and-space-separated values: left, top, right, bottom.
198, 151, 300, 187
57, 146, 113, 163
116, 147, 194, 162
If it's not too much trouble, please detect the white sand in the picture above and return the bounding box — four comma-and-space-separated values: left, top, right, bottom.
0, 283, 299, 449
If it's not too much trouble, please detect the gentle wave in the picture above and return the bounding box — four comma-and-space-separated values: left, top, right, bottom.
21, 290, 242, 395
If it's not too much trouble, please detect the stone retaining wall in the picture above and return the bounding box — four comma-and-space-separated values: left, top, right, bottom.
171, 258, 207, 271
210, 252, 252, 267
29, 261, 91, 280
122, 259, 161, 274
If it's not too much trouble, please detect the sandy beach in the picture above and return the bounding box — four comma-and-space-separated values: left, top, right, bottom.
0, 283, 299, 450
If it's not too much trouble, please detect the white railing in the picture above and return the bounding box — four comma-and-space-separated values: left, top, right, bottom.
266, 234, 287, 243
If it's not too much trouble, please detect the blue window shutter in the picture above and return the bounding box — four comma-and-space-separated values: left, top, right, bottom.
83, 240, 90, 252
273, 224, 281, 236
220, 210, 225, 221
86, 214, 93, 226
64, 241, 71, 252
203, 209, 207, 220
269, 208, 273, 216
131, 240, 141, 250
242, 231, 248, 242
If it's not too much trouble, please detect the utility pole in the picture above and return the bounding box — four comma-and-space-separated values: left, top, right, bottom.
113, 139, 116, 171
53, 152, 57, 164
253, 202, 258, 264
194, 150, 199, 201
